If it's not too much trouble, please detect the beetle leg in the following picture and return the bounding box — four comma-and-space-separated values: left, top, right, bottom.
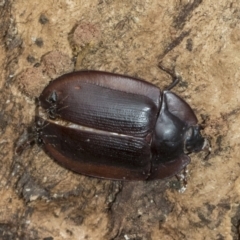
202, 138, 211, 160
175, 167, 188, 191
57, 105, 69, 112
175, 170, 187, 185
15, 126, 39, 155
158, 62, 180, 90
58, 94, 69, 104
15, 135, 36, 155
47, 94, 69, 119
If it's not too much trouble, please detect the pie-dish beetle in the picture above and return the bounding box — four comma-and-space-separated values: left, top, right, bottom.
16, 68, 210, 182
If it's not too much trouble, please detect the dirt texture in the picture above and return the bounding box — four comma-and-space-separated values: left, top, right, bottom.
1, 0, 240, 239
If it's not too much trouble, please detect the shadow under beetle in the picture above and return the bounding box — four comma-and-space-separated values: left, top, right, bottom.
16, 67, 210, 181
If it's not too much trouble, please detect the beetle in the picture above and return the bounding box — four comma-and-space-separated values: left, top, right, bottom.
19, 68, 209, 182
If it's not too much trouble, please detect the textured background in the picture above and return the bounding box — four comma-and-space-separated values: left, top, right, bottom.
1, 0, 240, 239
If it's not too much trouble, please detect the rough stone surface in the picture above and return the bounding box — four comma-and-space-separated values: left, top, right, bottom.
1, 0, 240, 239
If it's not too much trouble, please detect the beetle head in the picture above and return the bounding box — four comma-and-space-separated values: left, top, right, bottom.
184, 126, 205, 153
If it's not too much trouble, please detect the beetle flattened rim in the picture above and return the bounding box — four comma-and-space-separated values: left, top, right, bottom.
148, 154, 191, 180
41, 70, 161, 108
164, 91, 198, 125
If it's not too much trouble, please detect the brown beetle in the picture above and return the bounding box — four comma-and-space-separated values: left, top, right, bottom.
23, 69, 210, 182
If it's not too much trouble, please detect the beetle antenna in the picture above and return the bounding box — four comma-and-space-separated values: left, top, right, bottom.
158, 62, 180, 90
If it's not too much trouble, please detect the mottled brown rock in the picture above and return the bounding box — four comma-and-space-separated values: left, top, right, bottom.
1, 0, 240, 239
